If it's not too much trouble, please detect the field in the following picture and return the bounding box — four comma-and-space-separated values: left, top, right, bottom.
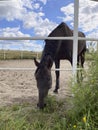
0, 59, 73, 107
0, 50, 41, 60
0, 53, 97, 130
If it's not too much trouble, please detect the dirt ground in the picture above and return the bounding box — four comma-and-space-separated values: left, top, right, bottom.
0, 59, 83, 107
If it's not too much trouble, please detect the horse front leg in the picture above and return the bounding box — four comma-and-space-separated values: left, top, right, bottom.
54, 60, 60, 93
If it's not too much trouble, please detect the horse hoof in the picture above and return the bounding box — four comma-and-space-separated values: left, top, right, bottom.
53, 90, 58, 94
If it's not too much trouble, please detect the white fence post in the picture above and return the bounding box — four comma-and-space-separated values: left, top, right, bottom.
97, 41, 98, 51
73, 0, 79, 80
2, 44, 6, 60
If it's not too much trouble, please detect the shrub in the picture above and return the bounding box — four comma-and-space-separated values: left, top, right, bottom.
67, 52, 98, 130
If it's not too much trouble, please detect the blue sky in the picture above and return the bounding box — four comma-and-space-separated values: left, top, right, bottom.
0, 0, 98, 51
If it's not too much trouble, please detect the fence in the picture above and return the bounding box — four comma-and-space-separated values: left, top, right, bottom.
0, 50, 41, 60
0, 36, 98, 72
0, 0, 98, 76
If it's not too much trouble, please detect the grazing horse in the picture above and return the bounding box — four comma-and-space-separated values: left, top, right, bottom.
34, 22, 86, 109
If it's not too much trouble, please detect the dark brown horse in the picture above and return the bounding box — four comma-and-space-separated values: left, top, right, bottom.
34, 22, 86, 109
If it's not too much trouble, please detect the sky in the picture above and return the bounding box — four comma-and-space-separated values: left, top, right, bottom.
0, 0, 98, 51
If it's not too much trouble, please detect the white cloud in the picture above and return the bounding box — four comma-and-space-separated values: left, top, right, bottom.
0, 0, 56, 36
22, 0, 33, 9
60, 3, 74, 22
22, 12, 56, 36
60, 0, 98, 37
33, 3, 40, 9
0, 0, 57, 51
79, 0, 98, 34
1, 0, 98, 51
0, 27, 29, 37
0, 0, 41, 22
0, 27, 43, 51
0, 0, 27, 21
32, 19, 57, 36
38, 0, 47, 5
22, 11, 44, 29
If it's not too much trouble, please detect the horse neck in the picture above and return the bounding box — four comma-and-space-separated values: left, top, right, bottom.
41, 43, 55, 60
42, 39, 63, 61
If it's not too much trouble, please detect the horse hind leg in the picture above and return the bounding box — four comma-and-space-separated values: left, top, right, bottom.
81, 52, 85, 68
77, 55, 81, 83
77, 54, 84, 83
80, 53, 85, 81
54, 60, 60, 93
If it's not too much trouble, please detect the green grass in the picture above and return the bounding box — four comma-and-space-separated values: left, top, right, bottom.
0, 97, 69, 130
67, 52, 98, 130
0, 52, 98, 130
0, 49, 94, 61
0, 50, 42, 60
85, 52, 96, 61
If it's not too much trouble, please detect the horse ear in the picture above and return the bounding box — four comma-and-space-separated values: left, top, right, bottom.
34, 58, 40, 67
46, 55, 53, 69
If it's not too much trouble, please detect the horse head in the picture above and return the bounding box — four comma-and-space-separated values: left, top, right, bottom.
34, 55, 53, 109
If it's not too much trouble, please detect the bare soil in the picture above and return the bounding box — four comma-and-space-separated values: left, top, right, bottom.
0, 60, 80, 107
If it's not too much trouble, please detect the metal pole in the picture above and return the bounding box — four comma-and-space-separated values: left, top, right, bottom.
97, 41, 98, 51
73, 0, 79, 80
2, 44, 6, 60
0, 37, 98, 41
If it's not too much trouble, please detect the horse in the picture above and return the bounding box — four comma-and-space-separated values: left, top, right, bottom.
34, 22, 86, 109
